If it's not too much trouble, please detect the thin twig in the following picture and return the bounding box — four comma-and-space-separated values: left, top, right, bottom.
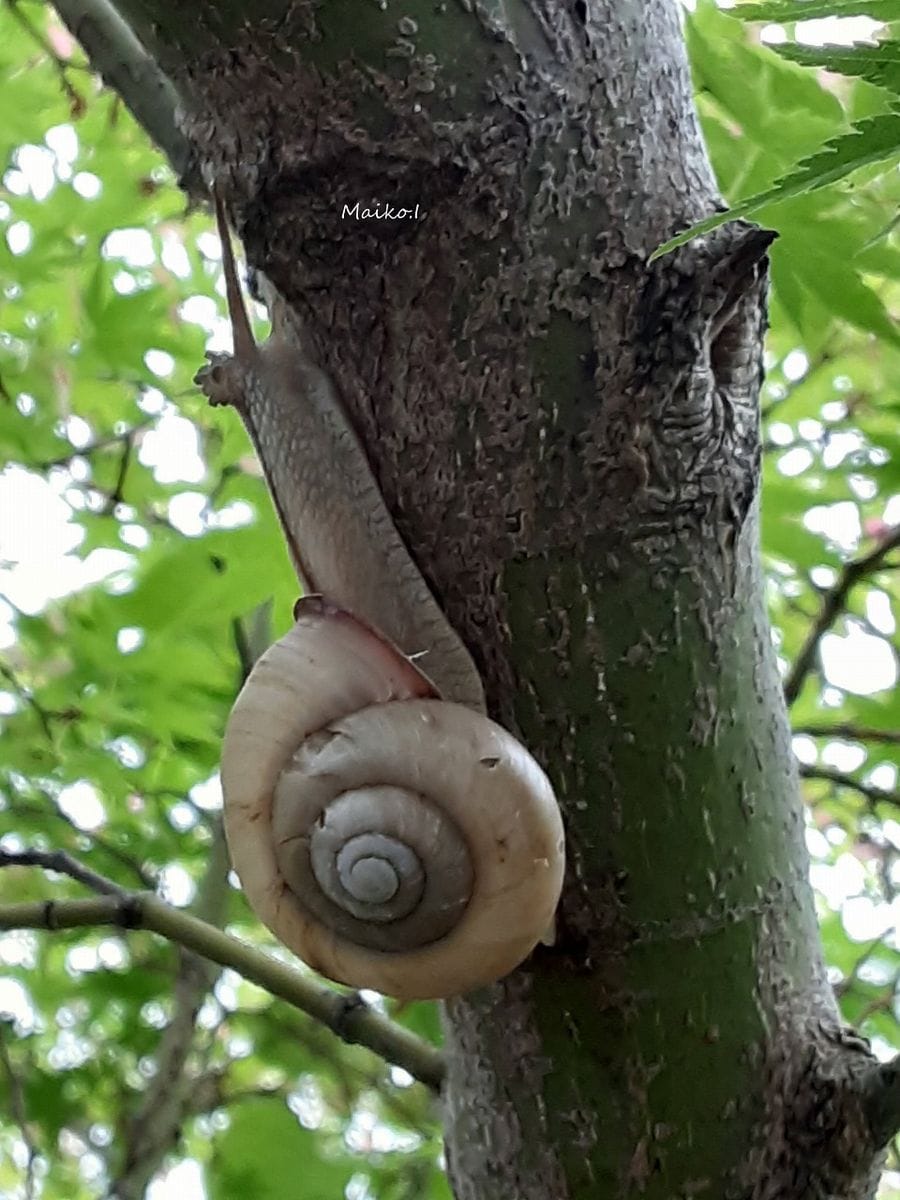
4, 795, 155, 888
231, 617, 256, 686
6, 0, 86, 116
49, 0, 200, 189
36, 416, 154, 471
0, 895, 445, 1091
58, 480, 181, 536
204, 463, 241, 511
242, 1003, 436, 1132
759, 351, 831, 421
102, 434, 134, 514
0, 662, 55, 741
0, 1023, 38, 1200
231, 601, 275, 686
833, 937, 889, 998
110, 824, 227, 1200
798, 763, 899, 808
784, 526, 900, 706
140, 787, 216, 833
792, 724, 900, 746
855, 977, 900, 1027
0, 846, 128, 896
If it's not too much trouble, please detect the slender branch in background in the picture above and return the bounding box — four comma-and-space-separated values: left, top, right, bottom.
0, 846, 129, 896
0, 891, 445, 1090
111, 820, 230, 1200
4, 796, 156, 888
854, 974, 900, 1027
48, 0, 201, 191
189, 1028, 434, 1133
0, 662, 55, 741
759, 351, 831, 421
793, 724, 900, 746
798, 763, 899, 808
0, 1022, 38, 1200
231, 602, 274, 685
58, 479, 181, 537
203, 1082, 289, 1108
205, 462, 241, 511
141, 787, 217, 833
833, 938, 888, 999
231, 617, 256, 686
6, 0, 85, 116
782, 591, 817, 625
36, 416, 154, 471
101, 433, 134, 514
762, 389, 869, 448
784, 525, 900, 706
113, 945, 212, 1199
236, 1003, 437, 1132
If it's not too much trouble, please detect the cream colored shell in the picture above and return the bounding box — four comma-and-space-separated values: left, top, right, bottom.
222, 599, 565, 1000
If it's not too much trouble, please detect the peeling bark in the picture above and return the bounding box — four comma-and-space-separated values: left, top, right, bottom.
67, 1, 892, 1195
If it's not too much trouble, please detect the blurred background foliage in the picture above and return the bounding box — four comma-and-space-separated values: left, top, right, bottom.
0, 0, 897, 1196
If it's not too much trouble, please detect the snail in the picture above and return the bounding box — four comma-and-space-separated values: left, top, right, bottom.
196, 188, 565, 1000
221, 595, 565, 1000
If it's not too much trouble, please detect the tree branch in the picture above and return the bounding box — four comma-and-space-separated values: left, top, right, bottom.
3, 796, 155, 889
0, 1022, 38, 1200
833, 937, 887, 999
0, 846, 128, 896
784, 525, 900, 706
0, 662, 55, 741
7, 0, 86, 117
102, 431, 135, 514
0, 894, 445, 1090
759, 351, 832, 422
793, 724, 900, 747
35, 415, 154, 471
798, 764, 899, 809
190, 1025, 434, 1134
235, 1003, 437, 1133
110, 820, 230, 1200
50, 0, 200, 190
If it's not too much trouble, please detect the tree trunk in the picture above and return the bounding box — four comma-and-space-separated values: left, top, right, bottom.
58, 0, 896, 1194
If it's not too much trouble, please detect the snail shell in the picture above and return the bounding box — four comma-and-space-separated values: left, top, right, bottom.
221, 597, 565, 1000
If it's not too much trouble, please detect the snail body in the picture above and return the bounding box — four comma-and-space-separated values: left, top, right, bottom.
199, 189, 565, 999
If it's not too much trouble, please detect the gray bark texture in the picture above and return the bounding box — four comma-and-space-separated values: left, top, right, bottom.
58, 0, 896, 1195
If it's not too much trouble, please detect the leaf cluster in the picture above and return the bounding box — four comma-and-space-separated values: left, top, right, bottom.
656, 0, 900, 257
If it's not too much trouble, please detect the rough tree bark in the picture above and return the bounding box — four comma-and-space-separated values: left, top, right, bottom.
53, 0, 900, 1196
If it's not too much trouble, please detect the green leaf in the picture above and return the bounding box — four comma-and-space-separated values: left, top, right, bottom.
208, 1099, 354, 1200
654, 112, 900, 258
773, 226, 900, 345
775, 40, 900, 93
736, 0, 900, 18
394, 998, 443, 1046
112, 524, 292, 631
688, 5, 843, 164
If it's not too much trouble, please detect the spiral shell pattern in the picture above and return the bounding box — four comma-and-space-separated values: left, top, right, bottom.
222, 598, 565, 1000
